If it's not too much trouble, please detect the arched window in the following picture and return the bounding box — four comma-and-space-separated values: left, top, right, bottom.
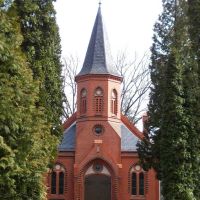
59, 172, 64, 194
139, 172, 144, 195
131, 172, 137, 195
94, 87, 103, 113
50, 164, 66, 195
80, 89, 87, 114
111, 89, 117, 115
130, 165, 145, 196
51, 172, 56, 194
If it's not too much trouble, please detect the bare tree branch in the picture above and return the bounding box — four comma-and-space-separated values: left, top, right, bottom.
62, 52, 150, 124
115, 52, 150, 124
62, 55, 79, 119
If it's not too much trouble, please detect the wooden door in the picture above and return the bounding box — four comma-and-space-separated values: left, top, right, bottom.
84, 174, 111, 200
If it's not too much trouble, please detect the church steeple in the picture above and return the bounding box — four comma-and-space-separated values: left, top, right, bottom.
75, 4, 122, 120
77, 5, 120, 77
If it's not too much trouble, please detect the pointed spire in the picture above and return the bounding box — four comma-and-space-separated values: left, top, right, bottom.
77, 5, 120, 77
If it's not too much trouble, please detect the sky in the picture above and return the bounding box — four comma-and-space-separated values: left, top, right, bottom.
54, 1, 163, 128
54, 0, 163, 63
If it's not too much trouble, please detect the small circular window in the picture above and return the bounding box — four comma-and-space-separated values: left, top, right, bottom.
93, 124, 104, 136
135, 165, 141, 171
93, 163, 103, 173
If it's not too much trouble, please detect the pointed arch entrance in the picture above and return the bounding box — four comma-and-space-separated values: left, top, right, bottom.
84, 174, 111, 200
82, 159, 113, 200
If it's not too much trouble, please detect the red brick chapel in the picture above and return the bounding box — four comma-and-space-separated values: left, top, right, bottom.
46, 4, 159, 200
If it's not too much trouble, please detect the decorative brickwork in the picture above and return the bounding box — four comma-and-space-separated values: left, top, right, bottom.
46, 4, 159, 200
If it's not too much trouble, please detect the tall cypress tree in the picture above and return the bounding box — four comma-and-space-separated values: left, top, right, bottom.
137, 0, 196, 199
0, 1, 52, 199
0, 1, 32, 197
14, 1, 64, 197
186, 0, 200, 198
0, 1, 61, 199
14, 0, 63, 136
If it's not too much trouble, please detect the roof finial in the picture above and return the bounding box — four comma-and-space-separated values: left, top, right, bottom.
99, 0, 102, 7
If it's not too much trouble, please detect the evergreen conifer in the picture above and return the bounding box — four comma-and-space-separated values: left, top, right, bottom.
137, 0, 197, 199
15, 0, 64, 137
0, 1, 62, 198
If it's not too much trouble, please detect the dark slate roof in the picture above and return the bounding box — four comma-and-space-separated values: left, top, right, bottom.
58, 123, 76, 151
77, 6, 120, 77
58, 122, 139, 152
121, 124, 139, 152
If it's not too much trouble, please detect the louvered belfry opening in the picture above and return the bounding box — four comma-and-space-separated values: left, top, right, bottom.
94, 87, 103, 113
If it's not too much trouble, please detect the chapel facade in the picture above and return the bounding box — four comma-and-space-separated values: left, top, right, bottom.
46, 5, 159, 200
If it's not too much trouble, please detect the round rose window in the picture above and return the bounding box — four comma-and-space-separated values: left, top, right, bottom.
93, 124, 104, 135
